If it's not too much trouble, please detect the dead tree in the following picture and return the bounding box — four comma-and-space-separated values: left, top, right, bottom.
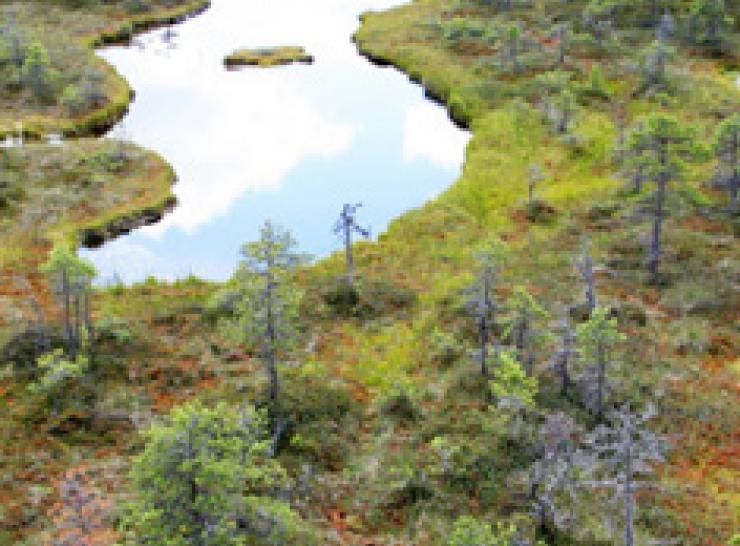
573, 240, 597, 314
584, 404, 667, 546
333, 203, 370, 290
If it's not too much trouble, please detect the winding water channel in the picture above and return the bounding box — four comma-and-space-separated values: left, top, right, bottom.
81, 0, 470, 284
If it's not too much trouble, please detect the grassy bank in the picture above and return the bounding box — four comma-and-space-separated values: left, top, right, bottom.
0, 0, 209, 139
1, 0, 738, 544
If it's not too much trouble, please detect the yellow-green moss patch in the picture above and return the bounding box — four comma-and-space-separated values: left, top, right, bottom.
224, 46, 314, 68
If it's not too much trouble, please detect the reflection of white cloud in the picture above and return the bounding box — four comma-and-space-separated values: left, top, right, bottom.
82, 241, 167, 285
103, 17, 359, 237
402, 102, 470, 170
143, 83, 358, 235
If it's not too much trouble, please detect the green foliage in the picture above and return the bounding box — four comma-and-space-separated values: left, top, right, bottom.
504, 286, 550, 375
95, 315, 135, 345
121, 400, 316, 545
25, 348, 95, 420
28, 349, 88, 398
635, 40, 676, 95
490, 350, 538, 407
235, 221, 304, 355
449, 516, 519, 546
689, 0, 733, 47
41, 244, 97, 287
21, 41, 56, 102
61, 69, 107, 116
576, 307, 625, 363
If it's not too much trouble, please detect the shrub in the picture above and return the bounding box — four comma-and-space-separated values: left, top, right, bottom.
120, 400, 317, 545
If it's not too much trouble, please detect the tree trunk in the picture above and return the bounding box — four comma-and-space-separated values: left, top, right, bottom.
624, 436, 635, 546
649, 162, 667, 283
84, 289, 94, 361
62, 268, 74, 358
345, 220, 354, 288
731, 127, 738, 210
596, 342, 605, 419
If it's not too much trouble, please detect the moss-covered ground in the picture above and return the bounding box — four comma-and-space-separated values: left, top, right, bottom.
1, 0, 738, 544
224, 46, 314, 68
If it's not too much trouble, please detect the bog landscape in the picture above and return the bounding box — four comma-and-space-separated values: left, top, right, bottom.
0, 0, 737, 544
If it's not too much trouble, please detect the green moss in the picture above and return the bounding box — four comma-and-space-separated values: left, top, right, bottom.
224, 46, 314, 68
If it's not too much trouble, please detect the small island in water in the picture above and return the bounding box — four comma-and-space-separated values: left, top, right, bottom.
224, 46, 314, 68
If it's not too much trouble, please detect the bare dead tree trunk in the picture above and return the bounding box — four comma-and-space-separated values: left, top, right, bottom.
345, 222, 354, 288
624, 434, 635, 546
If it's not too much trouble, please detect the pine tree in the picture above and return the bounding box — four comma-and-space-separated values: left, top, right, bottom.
505, 286, 549, 376
627, 114, 695, 282
467, 240, 508, 380
689, 0, 733, 48
714, 113, 740, 211
575, 307, 625, 420
40, 245, 97, 360
22, 41, 55, 101
120, 401, 316, 545
236, 221, 305, 431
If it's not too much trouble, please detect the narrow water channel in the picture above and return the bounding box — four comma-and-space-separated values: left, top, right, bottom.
81, 0, 470, 284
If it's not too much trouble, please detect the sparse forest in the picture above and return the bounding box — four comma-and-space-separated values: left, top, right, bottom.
0, 0, 738, 544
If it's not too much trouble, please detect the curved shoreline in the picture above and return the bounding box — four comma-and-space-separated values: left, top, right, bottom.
0, 0, 211, 141
352, 16, 471, 132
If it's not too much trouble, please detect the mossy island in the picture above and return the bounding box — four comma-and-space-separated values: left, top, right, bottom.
224, 46, 314, 69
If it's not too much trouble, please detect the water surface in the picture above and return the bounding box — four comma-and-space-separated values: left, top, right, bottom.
82, 0, 470, 283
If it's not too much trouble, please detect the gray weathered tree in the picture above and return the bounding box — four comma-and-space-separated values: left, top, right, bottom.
584, 404, 667, 546
467, 241, 508, 380
529, 412, 585, 533
333, 203, 370, 290
573, 240, 597, 313
0, 8, 27, 69
527, 164, 545, 207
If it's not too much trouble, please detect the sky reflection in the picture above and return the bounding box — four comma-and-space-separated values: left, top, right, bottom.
82, 0, 470, 283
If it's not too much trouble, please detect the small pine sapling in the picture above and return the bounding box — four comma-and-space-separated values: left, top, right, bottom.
490, 349, 538, 408
505, 286, 549, 376
575, 307, 626, 420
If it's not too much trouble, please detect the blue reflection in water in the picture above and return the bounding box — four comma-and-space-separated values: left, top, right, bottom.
81, 0, 470, 283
